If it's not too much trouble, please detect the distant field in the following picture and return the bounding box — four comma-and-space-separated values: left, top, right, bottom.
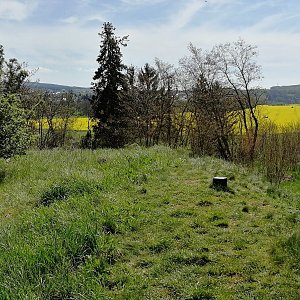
35, 105, 300, 132
34, 117, 95, 131
68, 117, 95, 131
257, 104, 300, 127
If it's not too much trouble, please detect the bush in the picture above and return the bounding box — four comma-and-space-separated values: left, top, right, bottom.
0, 95, 29, 159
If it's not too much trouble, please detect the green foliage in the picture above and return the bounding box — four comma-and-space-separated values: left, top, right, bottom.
91, 22, 129, 148
124, 61, 179, 147
0, 44, 29, 95
0, 45, 30, 159
0, 95, 29, 158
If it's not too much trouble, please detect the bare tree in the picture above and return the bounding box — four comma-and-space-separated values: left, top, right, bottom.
123, 61, 180, 146
154, 59, 179, 146
33, 92, 77, 148
179, 43, 238, 159
212, 39, 263, 161
137, 63, 160, 146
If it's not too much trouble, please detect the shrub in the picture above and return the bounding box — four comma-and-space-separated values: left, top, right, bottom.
0, 95, 29, 159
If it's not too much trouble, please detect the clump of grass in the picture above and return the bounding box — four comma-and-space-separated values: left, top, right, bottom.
170, 210, 195, 218
215, 222, 229, 228
38, 177, 101, 206
169, 253, 210, 266
148, 239, 170, 254
187, 289, 216, 300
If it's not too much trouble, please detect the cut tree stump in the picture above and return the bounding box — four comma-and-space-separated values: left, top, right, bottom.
212, 177, 228, 190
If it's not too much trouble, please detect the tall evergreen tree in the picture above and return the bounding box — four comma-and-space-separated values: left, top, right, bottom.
91, 22, 128, 148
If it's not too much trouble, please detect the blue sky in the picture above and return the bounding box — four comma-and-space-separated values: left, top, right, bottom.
0, 0, 299, 88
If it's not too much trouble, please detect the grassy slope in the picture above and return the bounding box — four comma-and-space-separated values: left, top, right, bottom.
0, 146, 299, 299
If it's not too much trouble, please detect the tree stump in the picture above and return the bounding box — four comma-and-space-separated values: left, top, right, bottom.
212, 177, 228, 191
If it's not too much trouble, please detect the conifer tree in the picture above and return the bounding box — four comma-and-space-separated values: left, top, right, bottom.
91, 22, 128, 148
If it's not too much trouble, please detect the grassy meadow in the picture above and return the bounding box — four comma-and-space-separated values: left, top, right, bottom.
0, 146, 300, 299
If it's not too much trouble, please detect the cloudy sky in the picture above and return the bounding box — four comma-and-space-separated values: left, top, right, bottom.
0, 0, 299, 88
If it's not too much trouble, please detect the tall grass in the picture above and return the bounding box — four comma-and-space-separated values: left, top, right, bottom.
257, 122, 300, 184
0, 146, 300, 298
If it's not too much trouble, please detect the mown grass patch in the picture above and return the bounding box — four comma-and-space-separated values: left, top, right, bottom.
0, 146, 300, 299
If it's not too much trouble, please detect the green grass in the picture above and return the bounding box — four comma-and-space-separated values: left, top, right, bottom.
0, 146, 300, 299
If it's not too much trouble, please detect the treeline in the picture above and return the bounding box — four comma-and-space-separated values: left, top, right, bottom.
1, 22, 300, 184
87, 23, 262, 163
267, 85, 300, 104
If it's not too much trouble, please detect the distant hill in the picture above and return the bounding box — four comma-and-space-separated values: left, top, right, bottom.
266, 84, 300, 104
26, 82, 91, 94
26, 82, 300, 105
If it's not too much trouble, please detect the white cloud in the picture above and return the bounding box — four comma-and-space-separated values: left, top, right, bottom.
248, 13, 286, 32
168, 0, 205, 30
1, 0, 299, 88
121, 0, 166, 5
0, 0, 38, 21
61, 16, 79, 24
121, 11, 300, 88
85, 15, 106, 23
37, 66, 56, 73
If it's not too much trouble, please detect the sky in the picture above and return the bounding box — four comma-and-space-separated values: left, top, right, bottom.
0, 0, 299, 88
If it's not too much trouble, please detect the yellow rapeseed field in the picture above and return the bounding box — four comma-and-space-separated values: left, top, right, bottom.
257, 104, 300, 127
69, 117, 95, 131
34, 117, 96, 131
35, 105, 300, 132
